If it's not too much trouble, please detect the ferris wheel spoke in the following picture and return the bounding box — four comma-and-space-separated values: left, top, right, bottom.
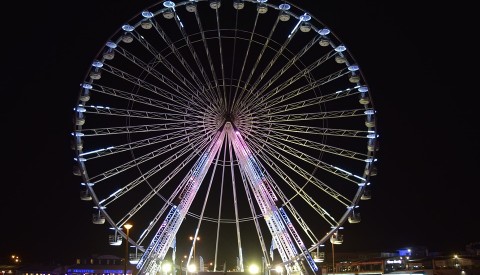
171, 11, 228, 109
213, 8, 229, 109
190, 12, 226, 111
249, 130, 365, 185
86, 83, 208, 117
235, 153, 270, 248
246, 15, 300, 98
240, 138, 340, 249
115, 157, 198, 244
79, 125, 206, 161
125, 135, 219, 246
86, 129, 211, 184
226, 124, 310, 273
146, 16, 223, 106
230, 11, 264, 110
256, 108, 368, 122
257, 84, 363, 116
81, 105, 212, 124
243, 156, 343, 240
234, 137, 335, 243
78, 120, 208, 137
226, 10, 241, 116
97, 64, 215, 115
239, 35, 327, 111
250, 126, 369, 161
107, 42, 217, 112
93, 136, 216, 237
255, 36, 326, 96
249, 67, 351, 113
253, 122, 372, 138
278, 200, 319, 245
246, 136, 353, 207
119, 28, 220, 111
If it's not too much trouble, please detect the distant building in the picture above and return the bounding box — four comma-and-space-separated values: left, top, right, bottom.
0, 265, 17, 275
6, 244, 480, 275
466, 243, 480, 256
15, 264, 65, 275
66, 255, 132, 275
320, 246, 480, 275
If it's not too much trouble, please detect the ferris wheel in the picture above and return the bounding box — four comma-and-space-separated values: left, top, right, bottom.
72, 0, 379, 274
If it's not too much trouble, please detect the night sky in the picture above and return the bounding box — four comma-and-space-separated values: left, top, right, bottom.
1, 0, 477, 265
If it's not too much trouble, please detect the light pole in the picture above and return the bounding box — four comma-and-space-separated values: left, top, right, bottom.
454, 254, 460, 269
331, 241, 335, 275
189, 236, 200, 269
124, 223, 133, 275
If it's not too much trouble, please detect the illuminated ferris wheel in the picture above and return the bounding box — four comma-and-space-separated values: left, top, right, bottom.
72, 0, 379, 274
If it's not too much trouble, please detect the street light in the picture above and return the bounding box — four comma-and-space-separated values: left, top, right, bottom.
332, 241, 335, 274
330, 232, 343, 275
454, 254, 460, 269
248, 264, 260, 274
162, 261, 172, 275
274, 265, 283, 275
124, 223, 133, 275
187, 264, 197, 273
189, 236, 200, 268
11, 255, 21, 264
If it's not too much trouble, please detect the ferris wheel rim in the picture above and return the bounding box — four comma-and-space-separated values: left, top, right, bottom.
72, 0, 379, 269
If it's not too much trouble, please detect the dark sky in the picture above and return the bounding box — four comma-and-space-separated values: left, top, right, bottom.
1, 0, 478, 265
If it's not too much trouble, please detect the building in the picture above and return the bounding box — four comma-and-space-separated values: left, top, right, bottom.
5, 244, 480, 275
320, 246, 480, 275
66, 255, 132, 275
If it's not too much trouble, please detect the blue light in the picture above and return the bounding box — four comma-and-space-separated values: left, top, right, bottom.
106, 41, 117, 48
92, 105, 109, 109
103, 270, 125, 274
333, 165, 352, 175
300, 14, 311, 21
80, 148, 108, 156
257, 0, 267, 3
69, 269, 95, 273
364, 109, 375, 115
92, 60, 103, 68
122, 24, 135, 31
163, 1, 175, 8
279, 3, 290, 10
318, 28, 330, 35
81, 83, 92, 89
348, 64, 359, 71
76, 106, 86, 112
358, 86, 368, 93
142, 11, 154, 18
335, 45, 346, 52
